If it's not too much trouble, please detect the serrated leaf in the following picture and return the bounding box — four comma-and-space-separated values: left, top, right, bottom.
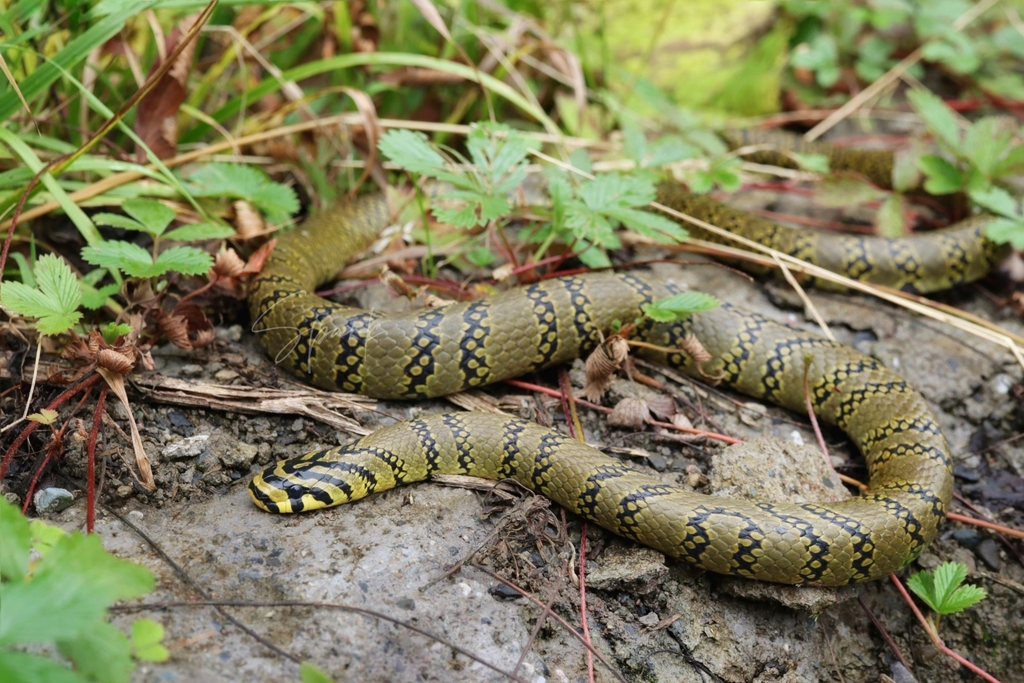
29, 519, 67, 557
93, 213, 145, 232
163, 222, 236, 242
918, 155, 963, 194
183, 164, 299, 225
908, 89, 961, 151
984, 217, 1024, 248
101, 322, 133, 345
938, 583, 987, 614
994, 144, 1024, 177
80, 281, 121, 311
875, 195, 906, 238
0, 254, 83, 335
893, 137, 927, 192
645, 136, 699, 168
0, 650, 87, 683
964, 117, 1015, 178
131, 619, 169, 663
27, 409, 58, 425
122, 198, 176, 237
932, 561, 967, 606
568, 147, 593, 174
0, 532, 153, 647
604, 206, 687, 242
817, 174, 885, 208
58, 620, 133, 683
642, 291, 719, 322
464, 246, 495, 268
153, 246, 214, 276
971, 186, 1019, 218
82, 241, 157, 278
0, 497, 31, 581
792, 152, 830, 174
300, 662, 337, 683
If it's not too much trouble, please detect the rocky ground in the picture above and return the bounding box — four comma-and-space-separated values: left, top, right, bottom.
5, 244, 1024, 683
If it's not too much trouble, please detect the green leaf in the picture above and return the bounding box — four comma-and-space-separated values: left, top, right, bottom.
892, 137, 927, 192
816, 174, 885, 208
0, 532, 153, 646
81, 241, 157, 278
121, 198, 176, 237
568, 148, 593, 174
300, 662, 338, 683
994, 144, 1024, 177
82, 242, 212, 278
183, 164, 299, 225
464, 246, 495, 268
0, 254, 83, 335
101, 322, 133, 345
907, 561, 987, 615
970, 186, 1019, 219
875, 194, 906, 238
964, 118, 1015, 178
622, 120, 648, 165
93, 213, 146, 232
791, 152, 830, 174
378, 130, 463, 186
58, 621, 133, 683
0, 497, 31, 581
907, 89, 961, 151
645, 136, 699, 168
163, 222, 236, 242
80, 283, 121, 311
131, 619, 169, 663
918, 155, 963, 194
642, 291, 719, 322
29, 519, 67, 558
153, 246, 214, 276
0, 650, 87, 683
983, 217, 1024, 248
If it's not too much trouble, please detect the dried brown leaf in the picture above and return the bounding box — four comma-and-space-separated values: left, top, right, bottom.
583, 336, 629, 402
133, 13, 200, 160
233, 200, 264, 239
97, 348, 135, 375
679, 333, 724, 385
213, 248, 246, 278
608, 397, 651, 429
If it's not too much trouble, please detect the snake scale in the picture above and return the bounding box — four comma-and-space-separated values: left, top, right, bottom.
247, 133, 999, 586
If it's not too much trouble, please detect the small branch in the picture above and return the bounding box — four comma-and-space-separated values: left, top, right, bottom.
87, 384, 108, 533
946, 512, 1024, 540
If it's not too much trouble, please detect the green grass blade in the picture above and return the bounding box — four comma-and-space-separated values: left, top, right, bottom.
0, 3, 158, 123
0, 127, 102, 245
183, 53, 562, 144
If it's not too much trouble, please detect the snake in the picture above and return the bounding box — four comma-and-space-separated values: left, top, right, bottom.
246, 132, 1001, 586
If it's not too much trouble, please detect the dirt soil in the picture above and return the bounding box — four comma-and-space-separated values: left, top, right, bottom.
6, 244, 1024, 683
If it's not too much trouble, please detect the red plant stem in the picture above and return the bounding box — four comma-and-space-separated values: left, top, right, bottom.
802, 359, 834, 473
20, 385, 95, 514
502, 379, 741, 444
579, 522, 595, 683
21, 440, 62, 514
889, 574, 1002, 683
0, 373, 103, 481
946, 512, 1024, 540
86, 384, 108, 533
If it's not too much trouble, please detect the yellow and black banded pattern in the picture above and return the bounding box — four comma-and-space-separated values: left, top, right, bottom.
246, 131, 994, 585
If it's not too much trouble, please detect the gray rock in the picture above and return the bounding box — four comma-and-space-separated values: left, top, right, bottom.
34, 487, 75, 513
162, 434, 210, 460
586, 545, 668, 593
221, 442, 258, 470
975, 538, 1002, 571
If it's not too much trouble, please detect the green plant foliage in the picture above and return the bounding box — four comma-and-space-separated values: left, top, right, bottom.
0, 497, 165, 683
94, 199, 176, 238
379, 123, 530, 229
642, 291, 720, 323
906, 561, 987, 615
906, 90, 1024, 246
300, 662, 338, 683
0, 254, 82, 335
783, 0, 1024, 102
82, 242, 212, 279
181, 163, 299, 225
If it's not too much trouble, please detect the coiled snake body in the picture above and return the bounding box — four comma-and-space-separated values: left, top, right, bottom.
248, 135, 998, 586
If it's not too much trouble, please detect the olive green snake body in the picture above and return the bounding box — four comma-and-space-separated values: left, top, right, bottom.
247, 133, 1000, 586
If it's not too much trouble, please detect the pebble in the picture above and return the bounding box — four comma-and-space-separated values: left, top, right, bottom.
116, 485, 133, 498
162, 434, 210, 460
196, 450, 220, 472
396, 598, 416, 610
34, 488, 75, 513
488, 583, 522, 601
216, 324, 243, 342
180, 363, 204, 377
221, 443, 258, 469
646, 453, 668, 471
975, 538, 1002, 571
952, 528, 980, 550
637, 612, 660, 627
128, 510, 144, 521
214, 369, 239, 382
291, 418, 305, 432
